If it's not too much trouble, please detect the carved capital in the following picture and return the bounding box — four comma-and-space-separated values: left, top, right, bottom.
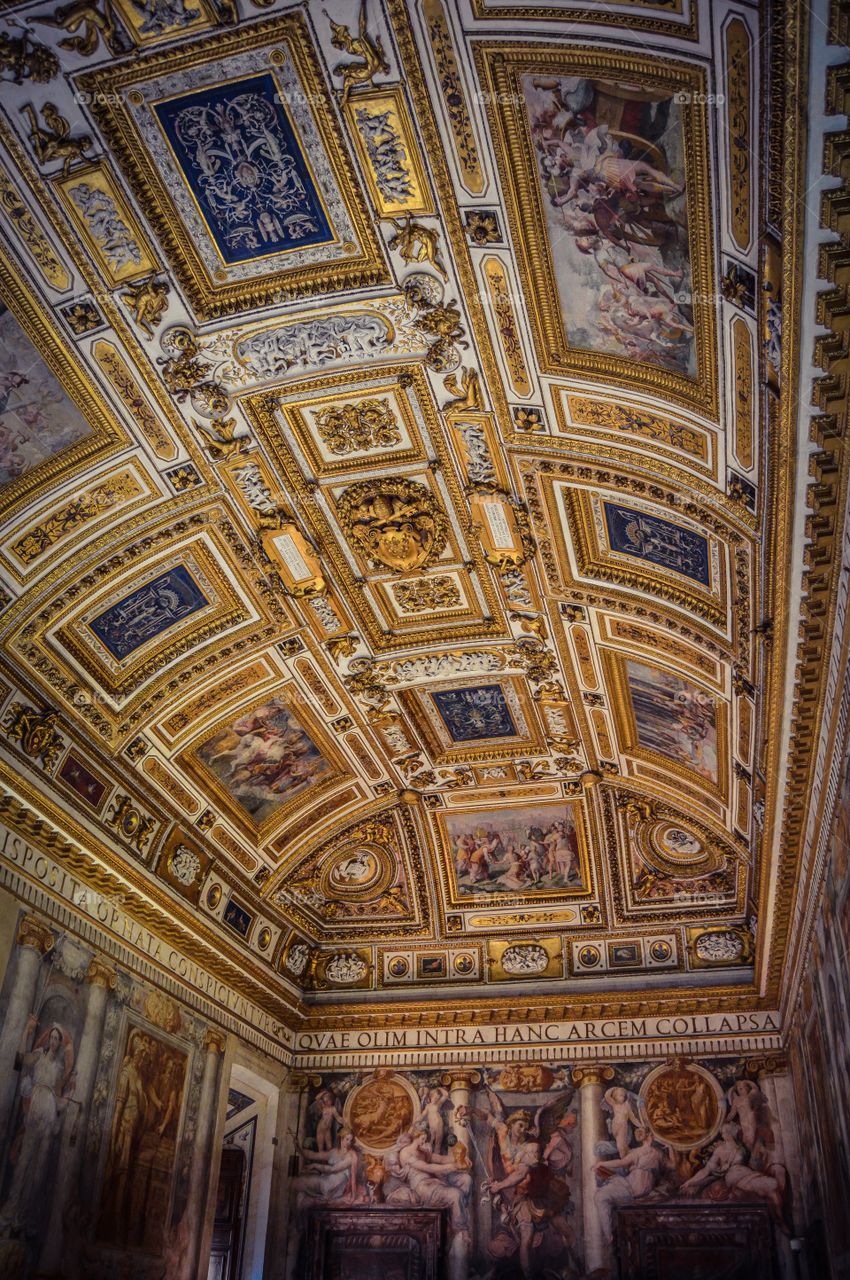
288, 1072, 321, 1092
86, 956, 117, 989
744, 1054, 788, 1079
203, 1028, 227, 1055
441, 1069, 482, 1091
571, 1065, 615, 1088
16, 915, 53, 956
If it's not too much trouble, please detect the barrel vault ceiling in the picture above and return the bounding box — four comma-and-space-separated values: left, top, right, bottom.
0, 0, 843, 1037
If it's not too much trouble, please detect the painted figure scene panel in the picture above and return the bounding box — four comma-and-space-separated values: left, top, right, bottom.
524, 76, 694, 376
443, 804, 584, 897
197, 698, 333, 823
626, 659, 719, 783
0, 305, 92, 488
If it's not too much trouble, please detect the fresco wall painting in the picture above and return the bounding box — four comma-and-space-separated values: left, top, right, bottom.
476, 46, 718, 411
789, 751, 850, 1276
605, 653, 725, 793
286, 1055, 800, 1280
0, 306, 92, 490
0, 913, 218, 1280
188, 694, 338, 835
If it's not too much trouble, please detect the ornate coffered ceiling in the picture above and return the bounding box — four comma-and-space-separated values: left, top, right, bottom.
0, 0, 845, 1039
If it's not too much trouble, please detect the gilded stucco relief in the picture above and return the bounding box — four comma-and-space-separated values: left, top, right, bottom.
0, 0, 840, 1060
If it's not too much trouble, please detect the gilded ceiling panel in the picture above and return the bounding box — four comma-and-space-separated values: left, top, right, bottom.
0, 0, 833, 1030
474, 43, 718, 414
77, 13, 390, 318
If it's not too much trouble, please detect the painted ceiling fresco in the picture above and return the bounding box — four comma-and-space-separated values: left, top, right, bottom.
0, 0, 839, 1036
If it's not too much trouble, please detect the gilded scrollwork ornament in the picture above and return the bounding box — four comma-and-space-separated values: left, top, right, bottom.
20, 103, 91, 176
105, 793, 156, 855
158, 326, 230, 417
2, 702, 65, 770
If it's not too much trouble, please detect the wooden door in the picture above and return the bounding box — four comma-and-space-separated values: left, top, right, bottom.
207, 1146, 246, 1280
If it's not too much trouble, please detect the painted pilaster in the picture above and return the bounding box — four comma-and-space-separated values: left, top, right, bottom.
283, 1072, 320, 1280
38, 955, 116, 1274
573, 1064, 614, 1274
441, 1067, 481, 1280
184, 1028, 226, 1280
0, 915, 53, 1153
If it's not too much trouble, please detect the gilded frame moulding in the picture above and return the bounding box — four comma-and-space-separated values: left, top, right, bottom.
467, 0, 697, 42
0, 157, 71, 291
0, 249, 128, 526
152, 655, 281, 747
266, 783, 366, 862
626, 763, 727, 822
420, 0, 485, 195
443, 408, 512, 493
601, 648, 731, 806
730, 315, 755, 472
342, 85, 434, 218
397, 674, 547, 766
111, 0, 216, 46
526, 465, 751, 656
244, 380, 508, 651
77, 12, 390, 321
0, 462, 154, 585
596, 614, 722, 686
51, 540, 249, 703
275, 368, 429, 480
6, 516, 290, 743
481, 255, 533, 397
561, 488, 728, 633
93, 341, 179, 463
487, 935, 563, 981
433, 794, 595, 911
473, 43, 719, 418
177, 684, 352, 846
375, 571, 480, 631
379, 944, 482, 988
723, 15, 753, 257
553, 393, 717, 481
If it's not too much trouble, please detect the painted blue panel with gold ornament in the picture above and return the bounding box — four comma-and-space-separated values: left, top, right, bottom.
153, 74, 333, 265
89, 565, 208, 661
433, 685, 516, 742
223, 898, 253, 937
604, 502, 710, 586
